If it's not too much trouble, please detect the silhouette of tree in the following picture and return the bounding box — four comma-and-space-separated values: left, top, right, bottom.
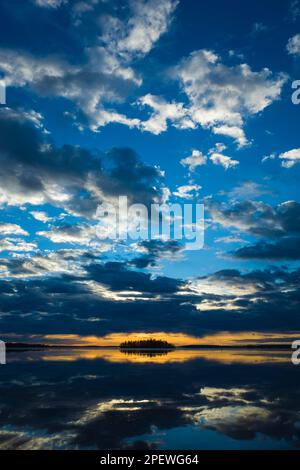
119, 339, 175, 349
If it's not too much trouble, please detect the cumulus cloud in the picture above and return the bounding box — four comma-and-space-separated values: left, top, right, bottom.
180, 150, 207, 172
101, 0, 178, 58
287, 34, 300, 56
180, 144, 238, 172
212, 125, 248, 147
209, 152, 239, 169
262, 148, 300, 168
127, 47, 285, 144
0, 0, 178, 132
279, 148, 300, 167
173, 49, 286, 147
0, 46, 140, 131
138, 94, 194, 134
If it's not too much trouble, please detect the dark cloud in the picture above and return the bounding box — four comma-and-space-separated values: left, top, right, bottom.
210, 199, 300, 260
0, 108, 166, 217
130, 240, 184, 268
1, 251, 300, 336
233, 236, 300, 260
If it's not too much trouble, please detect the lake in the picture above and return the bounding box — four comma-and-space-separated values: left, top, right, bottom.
0, 348, 299, 450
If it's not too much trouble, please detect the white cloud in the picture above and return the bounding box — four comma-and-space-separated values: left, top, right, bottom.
30, 211, 52, 223
212, 125, 248, 148
105, 0, 178, 57
279, 148, 300, 168
0, 8, 285, 145
173, 49, 286, 147
173, 184, 201, 199
208, 143, 239, 169
180, 144, 238, 172
37, 224, 97, 245
127, 50, 285, 145
180, 150, 207, 172
0, 223, 28, 236
138, 94, 194, 134
209, 152, 239, 169
0, 1, 178, 132
0, 238, 37, 252
287, 34, 300, 56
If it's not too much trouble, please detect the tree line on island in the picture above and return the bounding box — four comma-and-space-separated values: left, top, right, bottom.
119, 339, 175, 350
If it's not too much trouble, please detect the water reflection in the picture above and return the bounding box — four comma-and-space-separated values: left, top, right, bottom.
6, 347, 291, 364
0, 348, 299, 450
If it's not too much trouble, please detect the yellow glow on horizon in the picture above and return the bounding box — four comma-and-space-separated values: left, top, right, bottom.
43, 330, 300, 347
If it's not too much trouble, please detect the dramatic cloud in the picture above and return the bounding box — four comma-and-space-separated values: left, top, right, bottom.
1, 258, 300, 335
0, 46, 140, 131
210, 200, 300, 238
0, 0, 178, 131
0, 108, 166, 216
130, 239, 184, 268
233, 237, 300, 260
210, 199, 300, 259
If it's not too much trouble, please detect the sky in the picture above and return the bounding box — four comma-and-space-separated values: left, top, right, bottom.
0, 0, 300, 346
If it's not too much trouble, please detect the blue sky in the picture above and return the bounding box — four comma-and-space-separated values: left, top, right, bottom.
0, 0, 300, 345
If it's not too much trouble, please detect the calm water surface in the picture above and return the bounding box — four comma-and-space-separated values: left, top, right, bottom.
0, 348, 299, 450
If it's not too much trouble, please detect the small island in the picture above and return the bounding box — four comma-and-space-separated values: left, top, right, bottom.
119, 339, 175, 350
